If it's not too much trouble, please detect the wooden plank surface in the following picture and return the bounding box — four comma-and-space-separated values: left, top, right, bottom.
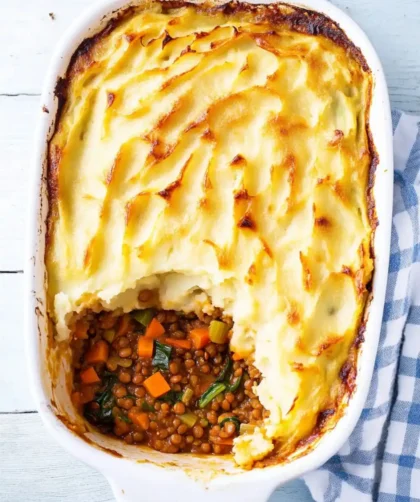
1, 0, 420, 500
0, 274, 34, 412
0, 96, 36, 271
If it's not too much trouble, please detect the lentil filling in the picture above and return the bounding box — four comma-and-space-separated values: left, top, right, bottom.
71, 301, 267, 455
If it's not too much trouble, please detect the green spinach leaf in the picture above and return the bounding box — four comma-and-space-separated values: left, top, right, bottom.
152, 341, 172, 370
84, 373, 117, 425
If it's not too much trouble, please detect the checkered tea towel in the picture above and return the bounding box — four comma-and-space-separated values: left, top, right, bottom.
304, 111, 420, 501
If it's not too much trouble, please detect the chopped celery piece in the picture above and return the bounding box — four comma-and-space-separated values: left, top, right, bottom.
198, 383, 226, 409
181, 387, 194, 405
103, 329, 115, 343
179, 413, 198, 428
131, 308, 155, 327
209, 320, 229, 344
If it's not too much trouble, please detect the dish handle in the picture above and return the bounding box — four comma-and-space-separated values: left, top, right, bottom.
107, 475, 276, 502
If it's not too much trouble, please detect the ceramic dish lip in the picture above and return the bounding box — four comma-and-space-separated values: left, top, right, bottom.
24, 0, 393, 496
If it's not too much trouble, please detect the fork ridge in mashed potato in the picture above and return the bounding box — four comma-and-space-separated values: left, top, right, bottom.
46, 1, 375, 467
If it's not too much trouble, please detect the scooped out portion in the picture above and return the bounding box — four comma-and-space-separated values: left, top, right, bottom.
46, 2, 375, 468
71, 306, 267, 456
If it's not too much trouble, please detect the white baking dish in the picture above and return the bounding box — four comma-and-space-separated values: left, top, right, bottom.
25, 0, 393, 500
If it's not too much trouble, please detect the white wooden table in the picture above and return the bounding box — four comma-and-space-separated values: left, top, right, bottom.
1, 1, 419, 500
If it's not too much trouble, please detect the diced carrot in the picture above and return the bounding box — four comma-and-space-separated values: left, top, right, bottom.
71, 391, 82, 408
116, 314, 132, 337
189, 328, 210, 349
143, 371, 171, 398
164, 338, 192, 350
138, 337, 154, 358
80, 366, 101, 384
85, 340, 109, 364
73, 320, 89, 340
79, 385, 97, 404
145, 318, 165, 339
128, 411, 150, 430
232, 352, 244, 361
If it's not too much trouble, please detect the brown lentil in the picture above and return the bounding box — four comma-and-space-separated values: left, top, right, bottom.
193, 425, 204, 439
71, 308, 266, 456
170, 433, 182, 445
119, 371, 131, 383
134, 387, 146, 398
114, 385, 127, 398
185, 359, 195, 369
117, 337, 129, 349
177, 424, 188, 435
173, 402, 185, 415
169, 361, 180, 375
119, 347, 132, 358
201, 443, 211, 453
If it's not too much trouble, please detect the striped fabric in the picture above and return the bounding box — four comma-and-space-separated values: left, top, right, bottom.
304, 111, 420, 502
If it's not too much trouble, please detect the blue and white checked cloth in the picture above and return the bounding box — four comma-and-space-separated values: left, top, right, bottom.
304, 111, 420, 501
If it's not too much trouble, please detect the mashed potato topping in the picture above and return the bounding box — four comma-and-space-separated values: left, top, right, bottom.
46, 1, 374, 467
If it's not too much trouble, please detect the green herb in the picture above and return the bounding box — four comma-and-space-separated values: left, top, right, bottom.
209, 320, 229, 344
226, 375, 242, 393
125, 393, 137, 400
179, 413, 198, 428
141, 402, 156, 412
131, 308, 155, 327
159, 390, 182, 404
198, 383, 226, 409
84, 374, 117, 425
152, 341, 172, 370
216, 356, 232, 383
219, 416, 240, 432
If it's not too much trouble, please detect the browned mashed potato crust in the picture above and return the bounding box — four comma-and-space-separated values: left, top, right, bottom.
46, 1, 377, 468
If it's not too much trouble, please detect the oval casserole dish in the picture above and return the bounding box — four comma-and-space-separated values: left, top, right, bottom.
25, 1, 393, 500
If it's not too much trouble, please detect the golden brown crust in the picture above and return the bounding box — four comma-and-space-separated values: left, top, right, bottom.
47, 0, 378, 244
